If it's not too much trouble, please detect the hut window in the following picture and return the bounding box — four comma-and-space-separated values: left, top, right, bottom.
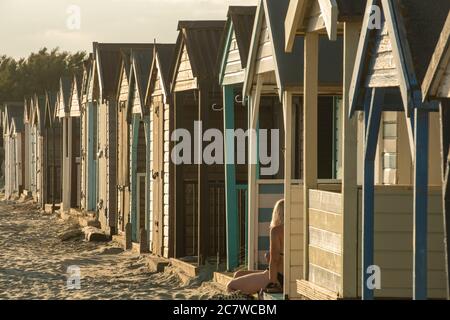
383, 153, 397, 169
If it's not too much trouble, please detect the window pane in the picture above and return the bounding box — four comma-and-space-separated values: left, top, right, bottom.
383, 152, 397, 169
383, 122, 397, 138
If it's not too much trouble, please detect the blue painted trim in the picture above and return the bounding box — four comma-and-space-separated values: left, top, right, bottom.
413, 108, 429, 300
130, 114, 140, 242
362, 88, 384, 300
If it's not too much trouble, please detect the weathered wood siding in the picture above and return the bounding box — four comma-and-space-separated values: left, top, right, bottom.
308, 189, 343, 295
255, 19, 275, 74
436, 61, 450, 97
365, 21, 399, 88
174, 44, 197, 92
357, 187, 446, 299
223, 29, 245, 85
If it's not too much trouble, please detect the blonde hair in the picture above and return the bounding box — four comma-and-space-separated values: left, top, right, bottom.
270, 199, 284, 229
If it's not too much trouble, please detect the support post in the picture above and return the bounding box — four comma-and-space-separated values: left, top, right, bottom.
303, 32, 319, 280
413, 107, 429, 300
440, 101, 450, 299
248, 75, 263, 270
362, 88, 384, 300
224, 85, 239, 271
283, 91, 292, 297
198, 87, 210, 266
342, 21, 360, 298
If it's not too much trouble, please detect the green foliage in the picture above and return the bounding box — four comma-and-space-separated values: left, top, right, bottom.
0, 48, 86, 104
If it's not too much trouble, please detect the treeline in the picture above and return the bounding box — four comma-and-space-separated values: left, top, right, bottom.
0, 48, 86, 104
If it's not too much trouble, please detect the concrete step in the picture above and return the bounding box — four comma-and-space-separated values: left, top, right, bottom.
144, 255, 170, 273
170, 258, 199, 278
213, 272, 234, 290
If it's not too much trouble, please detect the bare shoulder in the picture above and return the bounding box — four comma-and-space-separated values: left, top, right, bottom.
270, 225, 284, 237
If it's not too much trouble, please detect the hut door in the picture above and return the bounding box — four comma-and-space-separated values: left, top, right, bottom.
152, 101, 164, 256
137, 173, 146, 241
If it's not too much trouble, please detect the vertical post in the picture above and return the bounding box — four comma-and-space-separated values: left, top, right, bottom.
342, 22, 360, 298
303, 32, 319, 280
362, 88, 384, 300
413, 107, 429, 300
440, 102, 450, 300
198, 87, 210, 265
224, 85, 239, 271
283, 91, 292, 297
248, 75, 263, 270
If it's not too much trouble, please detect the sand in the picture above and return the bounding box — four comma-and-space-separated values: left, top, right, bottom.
0, 198, 225, 300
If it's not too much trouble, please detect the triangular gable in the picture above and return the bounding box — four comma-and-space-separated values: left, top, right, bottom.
130, 48, 153, 115
57, 77, 72, 118
23, 98, 31, 124
69, 75, 82, 117
45, 91, 57, 128
171, 21, 226, 92
32, 95, 46, 133
349, 0, 450, 116
146, 44, 176, 105
219, 6, 257, 86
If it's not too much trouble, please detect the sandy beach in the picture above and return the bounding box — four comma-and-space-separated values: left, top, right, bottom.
0, 199, 225, 300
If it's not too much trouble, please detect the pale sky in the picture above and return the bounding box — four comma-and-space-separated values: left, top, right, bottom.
0, 0, 257, 59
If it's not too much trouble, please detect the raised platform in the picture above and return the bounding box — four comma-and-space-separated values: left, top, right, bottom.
170, 258, 199, 278
296, 279, 339, 300
213, 272, 234, 290
144, 255, 170, 273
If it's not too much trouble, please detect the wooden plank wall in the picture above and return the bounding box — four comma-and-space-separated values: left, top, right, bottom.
174, 44, 197, 92
437, 60, 450, 98
308, 189, 343, 295
256, 19, 275, 75
223, 29, 245, 85
366, 21, 399, 88
357, 186, 446, 298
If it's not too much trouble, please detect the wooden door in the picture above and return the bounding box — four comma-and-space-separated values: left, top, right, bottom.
137, 173, 146, 241
152, 100, 164, 255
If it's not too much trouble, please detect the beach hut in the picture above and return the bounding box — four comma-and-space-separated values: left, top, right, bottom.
145, 43, 176, 257
127, 47, 154, 251
170, 20, 227, 268
80, 56, 93, 213
349, 0, 449, 300
3, 103, 25, 199
116, 50, 133, 238
218, 6, 256, 271
91, 43, 160, 235
422, 12, 450, 299
21, 98, 32, 197
243, 0, 343, 299
69, 75, 82, 210
41, 91, 62, 212
31, 95, 46, 205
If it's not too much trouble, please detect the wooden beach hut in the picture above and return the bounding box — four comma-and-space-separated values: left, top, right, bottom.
21, 98, 32, 197
127, 47, 154, 250
170, 20, 227, 268
116, 50, 133, 237
145, 43, 176, 257
243, 0, 343, 299
218, 5, 256, 271
349, 0, 449, 300
3, 103, 25, 199
31, 95, 46, 205
79, 56, 93, 213
91, 42, 160, 235
56, 77, 74, 212
41, 91, 62, 212
421, 12, 450, 299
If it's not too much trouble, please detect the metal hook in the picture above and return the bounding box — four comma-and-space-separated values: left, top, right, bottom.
211, 103, 223, 112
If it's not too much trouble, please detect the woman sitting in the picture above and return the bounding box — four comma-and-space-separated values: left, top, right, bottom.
226, 199, 284, 295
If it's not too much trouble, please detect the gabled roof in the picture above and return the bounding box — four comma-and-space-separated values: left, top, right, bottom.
116, 50, 133, 103
285, 0, 366, 50
81, 55, 94, 105
171, 20, 226, 90
422, 12, 450, 101
45, 91, 58, 128
11, 116, 24, 134
146, 44, 176, 104
218, 6, 257, 85
32, 94, 46, 133
244, 0, 343, 98
57, 77, 72, 118
69, 74, 82, 117
349, 0, 450, 115
129, 48, 154, 115
3, 102, 24, 135
23, 98, 32, 124
93, 42, 155, 100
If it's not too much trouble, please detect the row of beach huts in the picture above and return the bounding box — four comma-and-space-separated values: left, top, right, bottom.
1, 0, 449, 300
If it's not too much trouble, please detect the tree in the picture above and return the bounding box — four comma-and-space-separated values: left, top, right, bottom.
0, 48, 86, 104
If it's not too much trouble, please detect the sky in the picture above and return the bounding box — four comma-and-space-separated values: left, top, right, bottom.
0, 0, 257, 59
